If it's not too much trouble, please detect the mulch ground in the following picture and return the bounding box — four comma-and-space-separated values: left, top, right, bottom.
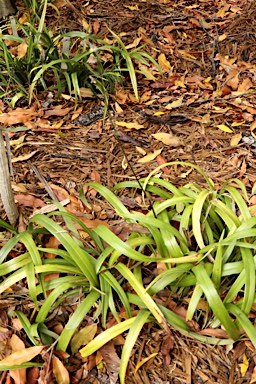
1, 0, 256, 382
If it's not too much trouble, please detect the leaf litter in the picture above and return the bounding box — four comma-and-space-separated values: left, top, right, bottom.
1, 0, 256, 383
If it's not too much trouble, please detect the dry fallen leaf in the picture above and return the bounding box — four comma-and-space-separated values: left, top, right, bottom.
12, 151, 37, 163
152, 133, 180, 146
138, 149, 162, 163
0, 346, 44, 366
116, 121, 144, 130
17, 40, 27, 59
164, 98, 183, 109
230, 133, 242, 147
158, 53, 171, 71
52, 355, 70, 384
217, 124, 233, 133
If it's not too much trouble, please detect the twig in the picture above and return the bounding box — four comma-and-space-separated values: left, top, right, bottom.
28, 161, 59, 201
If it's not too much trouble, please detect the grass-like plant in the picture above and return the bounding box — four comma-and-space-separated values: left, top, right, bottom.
0, 0, 160, 107
1, 162, 256, 382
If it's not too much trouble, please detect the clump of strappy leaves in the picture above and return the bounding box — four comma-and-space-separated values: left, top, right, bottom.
1, 161, 256, 383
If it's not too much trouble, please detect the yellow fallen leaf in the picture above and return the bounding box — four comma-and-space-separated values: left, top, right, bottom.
138, 64, 156, 81
129, 93, 139, 102
217, 124, 233, 133
123, 5, 138, 10
153, 111, 165, 116
52, 355, 70, 384
52, 121, 64, 128
122, 156, 128, 170
0, 346, 44, 366
116, 121, 144, 129
240, 354, 249, 377
138, 149, 162, 163
165, 98, 183, 109
125, 37, 141, 50
136, 146, 146, 155
152, 133, 180, 146
10, 135, 26, 147
135, 353, 158, 372
158, 53, 171, 71
115, 102, 123, 114
174, 80, 186, 88
230, 133, 242, 146
231, 121, 245, 127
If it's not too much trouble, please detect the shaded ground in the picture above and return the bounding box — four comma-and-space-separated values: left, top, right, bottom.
1, 0, 256, 383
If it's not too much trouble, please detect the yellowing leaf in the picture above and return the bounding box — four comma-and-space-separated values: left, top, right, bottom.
123, 5, 138, 10
165, 98, 183, 109
240, 354, 249, 377
116, 121, 144, 130
125, 37, 141, 50
129, 93, 139, 102
52, 121, 64, 128
153, 111, 165, 116
0, 346, 44, 366
17, 40, 27, 59
115, 102, 123, 114
135, 353, 158, 372
136, 146, 146, 155
158, 53, 171, 71
217, 124, 233, 133
138, 64, 156, 80
122, 156, 128, 170
174, 80, 186, 88
230, 133, 242, 146
231, 121, 245, 127
52, 355, 70, 384
152, 133, 180, 146
138, 149, 162, 163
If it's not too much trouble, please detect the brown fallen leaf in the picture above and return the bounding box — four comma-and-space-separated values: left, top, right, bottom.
44, 107, 73, 117
0, 108, 37, 126
14, 194, 46, 208
100, 341, 120, 384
